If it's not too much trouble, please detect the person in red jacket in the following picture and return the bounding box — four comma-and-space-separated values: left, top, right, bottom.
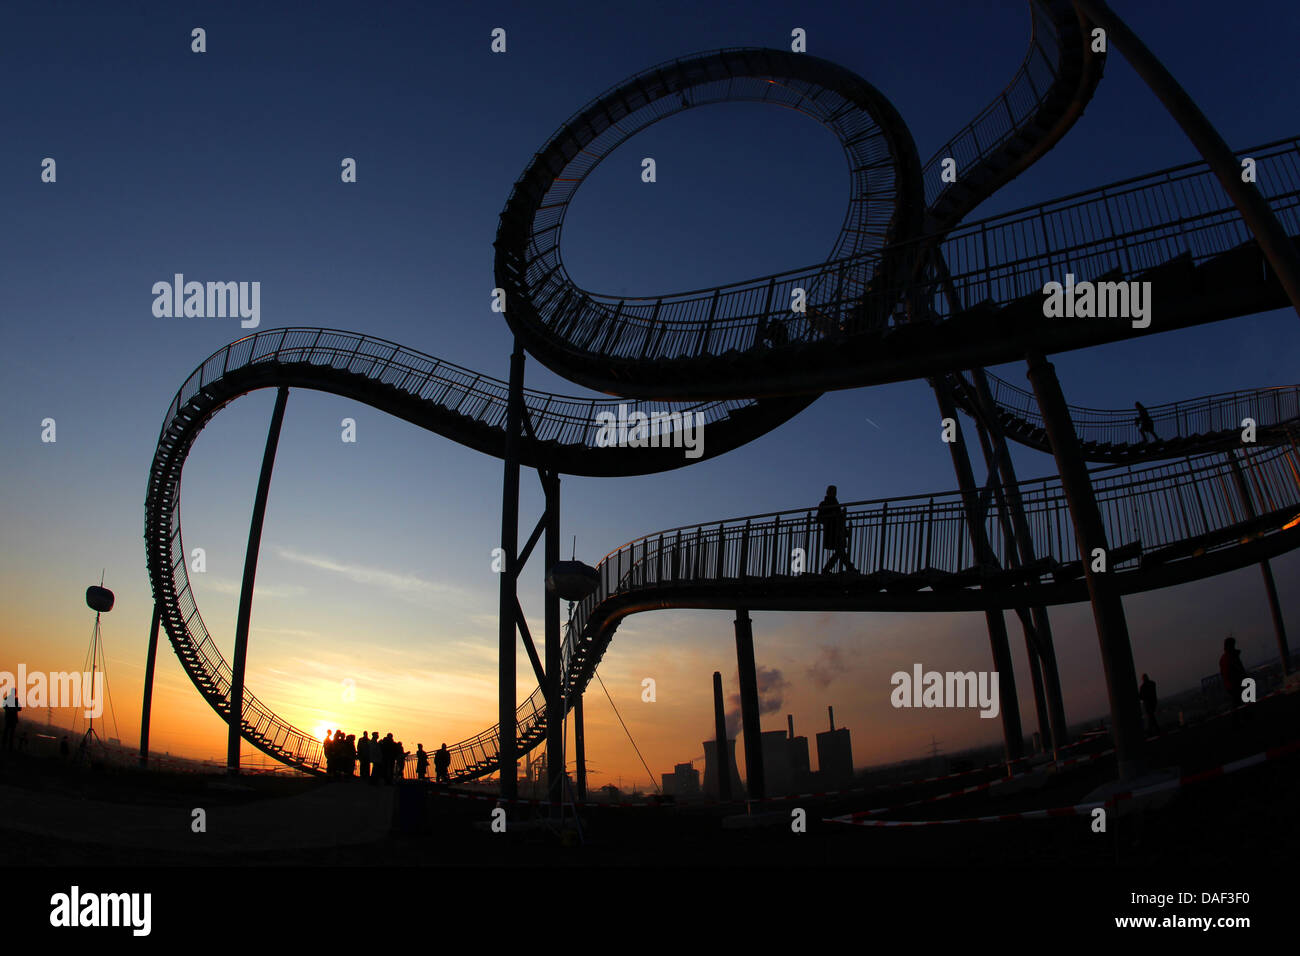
1219, 636, 1247, 720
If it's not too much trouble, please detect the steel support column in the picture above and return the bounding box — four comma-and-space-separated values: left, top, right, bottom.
498, 344, 525, 800
733, 609, 765, 800
933, 377, 1024, 764
574, 692, 587, 801
138, 601, 161, 767
228, 385, 289, 772
1259, 564, 1290, 675
1226, 450, 1291, 674
971, 368, 1069, 754
544, 474, 563, 803
1072, 0, 1300, 318
1025, 352, 1146, 779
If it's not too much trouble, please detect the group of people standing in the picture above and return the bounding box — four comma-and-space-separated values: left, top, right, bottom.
322, 729, 453, 784
1137, 636, 1253, 736
323, 729, 403, 784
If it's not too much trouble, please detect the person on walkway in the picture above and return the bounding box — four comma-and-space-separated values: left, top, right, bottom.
393, 740, 405, 781
358, 731, 372, 781
368, 732, 382, 786
817, 485, 856, 573
2, 687, 20, 751
1134, 402, 1158, 442
1138, 673, 1159, 735
344, 734, 357, 777
1220, 636, 1248, 720
755, 313, 788, 348
434, 742, 451, 784
416, 744, 429, 780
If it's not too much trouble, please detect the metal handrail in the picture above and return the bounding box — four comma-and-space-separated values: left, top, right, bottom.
957, 371, 1300, 450
143, 0, 1300, 779
440, 433, 1300, 777
921, 0, 1064, 209
150, 327, 764, 777
502, 137, 1300, 361
159, 327, 754, 450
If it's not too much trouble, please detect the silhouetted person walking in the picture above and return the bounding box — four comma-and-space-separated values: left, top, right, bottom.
1138, 673, 1159, 734
1134, 402, 1158, 442
1220, 636, 1247, 722
394, 740, 405, 780
416, 744, 429, 780
755, 313, 788, 348
368, 731, 382, 785
2, 688, 19, 751
817, 485, 856, 573
345, 734, 357, 777
434, 743, 451, 783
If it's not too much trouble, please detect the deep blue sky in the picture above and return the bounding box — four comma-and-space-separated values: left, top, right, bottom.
1, 0, 1297, 781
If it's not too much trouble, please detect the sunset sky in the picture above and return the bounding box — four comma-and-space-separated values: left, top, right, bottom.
1, 0, 1297, 788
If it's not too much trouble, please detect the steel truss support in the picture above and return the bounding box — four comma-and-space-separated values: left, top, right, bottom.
1025, 351, 1146, 780
926, 246, 1065, 758
498, 345, 525, 800
968, 368, 1070, 756
932, 375, 1025, 765
498, 339, 565, 802
1225, 449, 1291, 674
543, 473, 563, 803
574, 692, 587, 801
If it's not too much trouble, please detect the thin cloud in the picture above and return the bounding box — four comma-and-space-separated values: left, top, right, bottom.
272, 546, 469, 607
254, 626, 322, 640
200, 577, 306, 600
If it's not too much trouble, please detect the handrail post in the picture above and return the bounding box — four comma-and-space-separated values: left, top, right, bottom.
770, 515, 781, 576
738, 521, 751, 578
980, 221, 992, 304
876, 502, 887, 572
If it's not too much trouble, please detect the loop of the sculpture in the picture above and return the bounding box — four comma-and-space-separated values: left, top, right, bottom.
494, 47, 926, 386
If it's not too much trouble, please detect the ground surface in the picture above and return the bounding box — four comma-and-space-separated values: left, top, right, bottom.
1, 691, 1296, 869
